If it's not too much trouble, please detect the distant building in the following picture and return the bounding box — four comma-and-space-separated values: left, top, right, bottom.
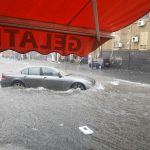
91, 13, 150, 72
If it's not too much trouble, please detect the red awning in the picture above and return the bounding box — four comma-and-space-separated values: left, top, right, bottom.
0, 0, 149, 56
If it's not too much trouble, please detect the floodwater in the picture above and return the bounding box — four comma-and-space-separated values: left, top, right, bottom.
0, 58, 150, 150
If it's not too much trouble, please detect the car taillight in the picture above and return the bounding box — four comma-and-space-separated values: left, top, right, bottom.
1, 73, 7, 80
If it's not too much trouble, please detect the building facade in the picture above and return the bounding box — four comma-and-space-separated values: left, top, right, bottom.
91, 13, 150, 72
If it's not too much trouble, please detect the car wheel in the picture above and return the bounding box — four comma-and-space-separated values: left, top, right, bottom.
71, 82, 85, 90
12, 81, 25, 88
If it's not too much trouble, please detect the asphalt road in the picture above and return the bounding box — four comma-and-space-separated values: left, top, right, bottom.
0, 58, 150, 150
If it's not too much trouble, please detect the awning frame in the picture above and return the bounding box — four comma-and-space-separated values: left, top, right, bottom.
92, 0, 100, 42
0, 16, 113, 38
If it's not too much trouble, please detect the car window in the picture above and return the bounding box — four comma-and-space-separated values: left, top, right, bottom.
21, 68, 28, 75
29, 67, 41, 75
42, 67, 58, 76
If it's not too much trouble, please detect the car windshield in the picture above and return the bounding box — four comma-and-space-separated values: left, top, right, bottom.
59, 69, 71, 76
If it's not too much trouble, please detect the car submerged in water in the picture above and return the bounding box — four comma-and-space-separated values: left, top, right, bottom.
0, 66, 96, 91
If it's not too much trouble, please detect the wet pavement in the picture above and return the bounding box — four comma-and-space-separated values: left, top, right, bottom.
0, 58, 150, 150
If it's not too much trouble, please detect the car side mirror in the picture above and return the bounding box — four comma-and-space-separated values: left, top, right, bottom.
58, 72, 63, 78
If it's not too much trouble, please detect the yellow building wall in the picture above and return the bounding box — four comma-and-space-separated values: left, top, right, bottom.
100, 20, 150, 51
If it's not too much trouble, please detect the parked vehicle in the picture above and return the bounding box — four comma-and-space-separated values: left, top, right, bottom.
79, 57, 88, 64
1, 66, 96, 90
89, 60, 101, 69
103, 58, 111, 68
89, 58, 111, 69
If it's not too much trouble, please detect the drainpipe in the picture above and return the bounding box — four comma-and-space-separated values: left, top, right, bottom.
128, 25, 132, 70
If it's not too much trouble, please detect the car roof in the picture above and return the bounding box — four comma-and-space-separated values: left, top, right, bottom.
20, 66, 58, 71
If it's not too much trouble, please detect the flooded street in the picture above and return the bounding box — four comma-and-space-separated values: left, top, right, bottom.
0, 58, 150, 150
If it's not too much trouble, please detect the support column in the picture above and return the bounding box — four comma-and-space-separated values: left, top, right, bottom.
92, 0, 100, 42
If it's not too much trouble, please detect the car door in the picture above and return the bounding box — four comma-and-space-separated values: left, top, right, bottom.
21, 67, 43, 88
41, 67, 65, 90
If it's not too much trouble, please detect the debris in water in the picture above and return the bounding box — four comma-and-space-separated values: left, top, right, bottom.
32, 127, 38, 131
59, 124, 64, 127
144, 112, 148, 116
110, 81, 119, 85
79, 126, 94, 135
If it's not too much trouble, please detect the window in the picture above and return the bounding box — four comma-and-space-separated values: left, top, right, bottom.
42, 67, 58, 76
29, 67, 40, 75
139, 32, 148, 50
21, 68, 28, 75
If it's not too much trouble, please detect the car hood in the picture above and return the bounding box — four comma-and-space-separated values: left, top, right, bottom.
65, 74, 95, 84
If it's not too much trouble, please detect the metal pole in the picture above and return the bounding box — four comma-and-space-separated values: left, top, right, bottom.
0, 16, 113, 38
128, 25, 132, 70
99, 46, 102, 57
92, 0, 100, 42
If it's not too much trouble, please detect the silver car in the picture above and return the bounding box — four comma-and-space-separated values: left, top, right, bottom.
1, 66, 95, 90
